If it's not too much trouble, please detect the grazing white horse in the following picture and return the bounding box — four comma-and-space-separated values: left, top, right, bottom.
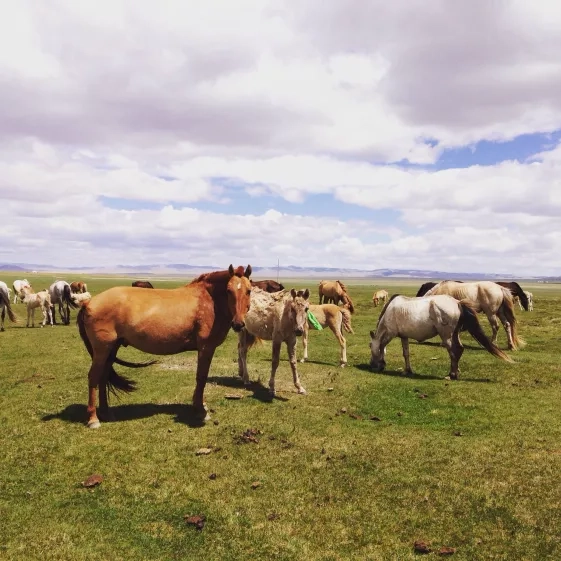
369, 295, 512, 380
49, 280, 78, 325
23, 289, 53, 327
238, 288, 310, 396
0, 281, 18, 331
372, 289, 389, 307
424, 280, 524, 350
300, 304, 354, 367
13, 279, 31, 304
515, 291, 534, 311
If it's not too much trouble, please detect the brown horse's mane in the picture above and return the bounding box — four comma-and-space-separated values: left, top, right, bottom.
336, 280, 348, 292
191, 266, 246, 285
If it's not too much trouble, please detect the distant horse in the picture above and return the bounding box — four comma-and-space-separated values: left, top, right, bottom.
49, 281, 79, 325
77, 265, 253, 428
71, 291, 92, 305
0, 281, 18, 331
318, 280, 355, 313
23, 288, 53, 328
251, 279, 285, 293
372, 289, 389, 307
301, 304, 354, 367
238, 288, 310, 396
132, 280, 154, 289
425, 281, 523, 350
515, 291, 533, 311
369, 294, 512, 379
417, 280, 529, 311
13, 279, 31, 304
70, 281, 88, 294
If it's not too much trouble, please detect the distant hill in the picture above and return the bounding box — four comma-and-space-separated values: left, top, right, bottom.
0, 262, 554, 280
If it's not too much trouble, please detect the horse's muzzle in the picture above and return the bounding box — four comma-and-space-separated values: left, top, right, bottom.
231, 321, 245, 332
294, 328, 303, 336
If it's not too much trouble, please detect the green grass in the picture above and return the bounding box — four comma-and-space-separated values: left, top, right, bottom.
1, 273, 560, 560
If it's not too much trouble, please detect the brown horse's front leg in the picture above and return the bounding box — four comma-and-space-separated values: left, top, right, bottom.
193, 347, 215, 421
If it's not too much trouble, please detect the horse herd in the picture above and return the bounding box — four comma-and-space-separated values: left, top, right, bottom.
0, 268, 535, 429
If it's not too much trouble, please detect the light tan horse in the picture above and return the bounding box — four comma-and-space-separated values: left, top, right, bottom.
372, 289, 389, 307
369, 294, 512, 379
300, 304, 354, 367
238, 288, 310, 396
424, 281, 524, 350
22, 288, 53, 327
77, 265, 253, 428
318, 280, 354, 313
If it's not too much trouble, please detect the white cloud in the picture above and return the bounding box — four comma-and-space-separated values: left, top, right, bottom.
1, 1, 561, 275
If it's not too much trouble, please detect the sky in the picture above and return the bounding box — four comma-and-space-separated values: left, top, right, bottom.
2, 0, 561, 276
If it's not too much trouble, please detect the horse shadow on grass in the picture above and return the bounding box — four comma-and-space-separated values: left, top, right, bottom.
354, 363, 494, 383
207, 375, 290, 403
42, 402, 208, 428
416, 340, 488, 351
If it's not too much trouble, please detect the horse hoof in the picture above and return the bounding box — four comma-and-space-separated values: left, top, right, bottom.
340, 363, 347, 368
299, 359, 305, 363
87, 420, 101, 429
298, 388, 307, 395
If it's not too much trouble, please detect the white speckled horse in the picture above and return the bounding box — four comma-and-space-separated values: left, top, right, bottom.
369, 294, 512, 380
13, 279, 31, 303
238, 287, 310, 396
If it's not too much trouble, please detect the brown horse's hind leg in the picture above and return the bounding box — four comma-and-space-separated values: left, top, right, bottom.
192, 347, 215, 421
87, 354, 110, 429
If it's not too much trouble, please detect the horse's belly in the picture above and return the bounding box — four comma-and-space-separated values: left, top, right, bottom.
400, 323, 438, 342
245, 313, 275, 340
119, 325, 198, 355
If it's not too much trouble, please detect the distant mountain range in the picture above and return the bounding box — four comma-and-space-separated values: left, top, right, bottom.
0, 262, 558, 281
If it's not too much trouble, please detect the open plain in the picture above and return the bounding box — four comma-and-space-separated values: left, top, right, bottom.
1, 273, 560, 560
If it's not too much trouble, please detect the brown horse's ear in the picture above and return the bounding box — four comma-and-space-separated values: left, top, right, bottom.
290, 288, 297, 299
228, 264, 234, 276
303, 288, 310, 300
369, 330, 376, 338
244, 265, 252, 278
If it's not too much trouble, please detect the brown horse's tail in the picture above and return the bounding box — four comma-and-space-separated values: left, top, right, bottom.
508, 282, 529, 311
77, 305, 93, 358
0, 288, 18, 323
457, 302, 513, 362
499, 292, 526, 350
340, 307, 354, 334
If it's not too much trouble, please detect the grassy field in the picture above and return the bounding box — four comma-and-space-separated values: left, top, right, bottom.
1, 272, 560, 560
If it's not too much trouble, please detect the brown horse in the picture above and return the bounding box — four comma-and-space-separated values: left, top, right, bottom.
251, 279, 285, 293
70, 281, 88, 294
78, 265, 253, 428
318, 280, 355, 313
132, 280, 154, 289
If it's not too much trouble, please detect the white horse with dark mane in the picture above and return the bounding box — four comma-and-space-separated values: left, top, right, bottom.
0, 281, 18, 331
369, 294, 512, 380
238, 287, 310, 396
300, 303, 354, 367
424, 280, 524, 350
49, 280, 79, 325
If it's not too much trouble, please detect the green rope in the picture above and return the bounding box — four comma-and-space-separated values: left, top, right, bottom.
307, 310, 323, 330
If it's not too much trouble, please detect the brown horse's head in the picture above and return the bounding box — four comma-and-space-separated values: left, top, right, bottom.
288, 288, 310, 336
227, 264, 253, 332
